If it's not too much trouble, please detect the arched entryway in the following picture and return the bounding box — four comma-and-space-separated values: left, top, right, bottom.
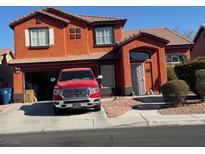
130, 50, 151, 95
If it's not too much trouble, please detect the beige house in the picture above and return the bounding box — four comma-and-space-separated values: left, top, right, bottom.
0, 49, 14, 88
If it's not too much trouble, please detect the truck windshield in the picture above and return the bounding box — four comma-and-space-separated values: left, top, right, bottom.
59, 71, 94, 81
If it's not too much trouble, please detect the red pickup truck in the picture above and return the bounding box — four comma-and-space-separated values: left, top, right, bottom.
53, 68, 102, 114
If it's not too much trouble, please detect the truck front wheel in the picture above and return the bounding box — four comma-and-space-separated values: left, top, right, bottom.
53, 106, 62, 114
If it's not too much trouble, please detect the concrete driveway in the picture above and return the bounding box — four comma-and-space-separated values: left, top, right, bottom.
0, 102, 109, 134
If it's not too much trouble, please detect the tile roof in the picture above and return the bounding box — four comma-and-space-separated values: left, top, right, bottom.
45, 7, 127, 24
9, 52, 118, 65
117, 31, 170, 46
9, 7, 127, 29
122, 27, 194, 46
9, 10, 70, 29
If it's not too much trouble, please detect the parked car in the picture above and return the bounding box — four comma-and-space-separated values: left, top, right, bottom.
53, 68, 102, 113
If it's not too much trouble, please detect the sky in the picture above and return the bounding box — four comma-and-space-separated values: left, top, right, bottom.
1, 6, 205, 50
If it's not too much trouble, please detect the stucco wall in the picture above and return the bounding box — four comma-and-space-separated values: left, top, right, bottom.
166, 47, 191, 59
119, 35, 167, 95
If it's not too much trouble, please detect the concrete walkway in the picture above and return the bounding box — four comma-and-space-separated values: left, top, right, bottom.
0, 102, 110, 134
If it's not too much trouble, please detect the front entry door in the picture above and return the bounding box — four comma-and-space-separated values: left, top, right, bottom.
131, 63, 146, 95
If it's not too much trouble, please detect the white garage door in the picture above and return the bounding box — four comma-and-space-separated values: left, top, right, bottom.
100, 65, 115, 88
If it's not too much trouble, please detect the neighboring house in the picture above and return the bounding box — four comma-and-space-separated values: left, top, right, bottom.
0, 49, 14, 88
191, 24, 205, 57
8, 7, 194, 103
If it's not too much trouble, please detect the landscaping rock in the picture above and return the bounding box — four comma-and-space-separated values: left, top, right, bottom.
159, 102, 205, 115
102, 98, 141, 118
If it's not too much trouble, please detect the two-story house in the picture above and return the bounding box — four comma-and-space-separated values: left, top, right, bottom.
8, 7, 193, 103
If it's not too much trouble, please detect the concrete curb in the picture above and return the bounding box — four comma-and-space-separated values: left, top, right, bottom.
112, 119, 205, 128
0, 117, 205, 135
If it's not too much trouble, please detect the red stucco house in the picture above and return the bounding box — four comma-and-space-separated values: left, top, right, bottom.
8, 7, 193, 103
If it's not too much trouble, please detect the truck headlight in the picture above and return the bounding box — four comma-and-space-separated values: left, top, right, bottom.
89, 87, 99, 94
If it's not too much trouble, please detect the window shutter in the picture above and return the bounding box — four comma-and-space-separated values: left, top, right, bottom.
49, 28, 54, 45
25, 29, 30, 47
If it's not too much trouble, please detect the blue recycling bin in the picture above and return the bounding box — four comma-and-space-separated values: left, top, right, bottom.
0, 88, 12, 105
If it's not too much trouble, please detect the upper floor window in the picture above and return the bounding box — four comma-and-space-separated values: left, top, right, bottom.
29, 28, 49, 47
25, 27, 54, 48
70, 28, 81, 40
95, 27, 114, 45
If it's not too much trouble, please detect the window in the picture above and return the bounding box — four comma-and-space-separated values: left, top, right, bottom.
166, 54, 172, 63
95, 27, 114, 45
172, 55, 180, 63
29, 28, 49, 47
166, 54, 186, 66
130, 51, 151, 61
70, 28, 81, 39
36, 19, 43, 24
100, 65, 115, 88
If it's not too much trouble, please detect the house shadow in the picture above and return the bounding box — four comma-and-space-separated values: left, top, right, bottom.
20, 101, 91, 116
132, 103, 172, 110
132, 94, 201, 110
132, 95, 171, 110
132, 95, 164, 104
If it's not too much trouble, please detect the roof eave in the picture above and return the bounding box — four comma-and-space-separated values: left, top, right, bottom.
117, 32, 169, 47
9, 11, 70, 29
45, 7, 127, 26
90, 19, 127, 26
166, 44, 194, 49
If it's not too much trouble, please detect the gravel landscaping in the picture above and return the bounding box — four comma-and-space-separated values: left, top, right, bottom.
159, 102, 205, 115
102, 98, 141, 118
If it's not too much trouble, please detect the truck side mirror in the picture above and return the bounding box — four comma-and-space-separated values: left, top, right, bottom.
50, 77, 56, 82
97, 75, 103, 80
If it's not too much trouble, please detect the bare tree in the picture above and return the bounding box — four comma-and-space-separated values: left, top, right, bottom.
172, 26, 196, 41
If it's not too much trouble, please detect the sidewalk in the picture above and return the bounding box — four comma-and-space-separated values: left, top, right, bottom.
0, 103, 20, 113
108, 108, 205, 128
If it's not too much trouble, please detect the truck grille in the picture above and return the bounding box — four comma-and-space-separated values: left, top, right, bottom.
62, 88, 89, 98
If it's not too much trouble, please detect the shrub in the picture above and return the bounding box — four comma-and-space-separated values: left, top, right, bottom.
167, 66, 177, 81
195, 69, 205, 101
161, 80, 190, 105
175, 56, 205, 94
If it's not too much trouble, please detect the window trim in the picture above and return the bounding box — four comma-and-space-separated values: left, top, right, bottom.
94, 27, 115, 47
28, 27, 50, 48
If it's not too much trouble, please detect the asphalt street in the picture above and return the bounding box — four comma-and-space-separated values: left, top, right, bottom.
0, 125, 205, 147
